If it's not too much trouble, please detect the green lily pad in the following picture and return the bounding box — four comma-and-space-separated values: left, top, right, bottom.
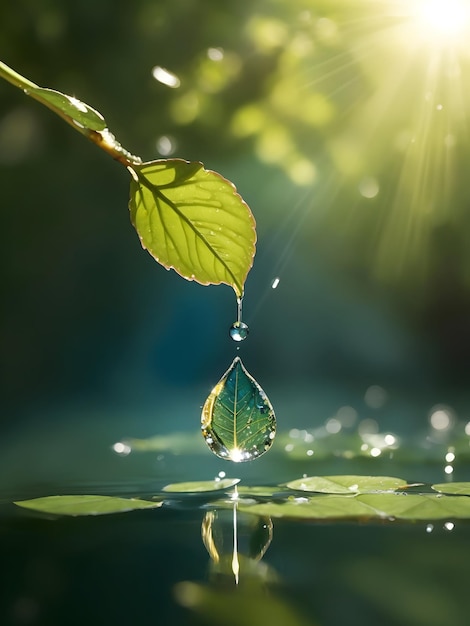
431, 482, 470, 495
360, 493, 470, 519
14, 495, 162, 516
236, 495, 382, 520
236, 485, 283, 497
285, 475, 408, 494
162, 478, 240, 493
231, 492, 470, 521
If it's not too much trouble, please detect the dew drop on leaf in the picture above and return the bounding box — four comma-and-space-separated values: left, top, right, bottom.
229, 321, 249, 342
201, 357, 276, 462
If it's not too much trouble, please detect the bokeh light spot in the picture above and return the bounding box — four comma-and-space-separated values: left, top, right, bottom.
247, 17, 288, 52
255, 126, 293, 164
113, 442, 131, 456
156, 135, 177, 156
207, 47, 224, 61
231, 105, 266, 138
359, 177, 380, 199
287, 158, 317, 186
170, 91, 201, 125
429, 407, 454, 431
151, 66, 181, 88
326, 418, 342, 434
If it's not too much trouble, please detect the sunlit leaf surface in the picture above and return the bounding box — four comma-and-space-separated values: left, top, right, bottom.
129, 159, 256, 297
432, 482, 470, 495
286, 475, 409, 494
201, 357, 276, 462
14, 495, 161, 516
27, 87, 107, 131
162, 478, 240, 493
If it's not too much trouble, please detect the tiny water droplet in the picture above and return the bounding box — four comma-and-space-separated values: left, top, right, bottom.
201, 356, 276, 462
229, 321, 249, 342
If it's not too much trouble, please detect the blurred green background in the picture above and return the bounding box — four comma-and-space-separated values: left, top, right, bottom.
2, 0, 470, 449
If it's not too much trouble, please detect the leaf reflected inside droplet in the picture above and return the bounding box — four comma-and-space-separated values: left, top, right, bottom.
201, 357, 276, 462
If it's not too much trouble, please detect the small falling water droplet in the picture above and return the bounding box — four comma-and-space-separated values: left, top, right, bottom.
229, 321, 249, 342
201, 357, 276, 461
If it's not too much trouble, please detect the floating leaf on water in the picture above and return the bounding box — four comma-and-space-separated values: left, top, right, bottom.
14, 495, 162, 516
201, 357, 276, 462
27, 87, 107, 131
228, 493, 470, 521
286, 475, 409, 494
359, 493, 470, 520
162, 478, 240, 493
236, 485, 284, 497
233, 495, 378, 520
129, 159, 256, 297
431, 482, 470, 495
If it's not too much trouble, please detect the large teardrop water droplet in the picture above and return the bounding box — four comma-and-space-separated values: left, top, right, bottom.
229, 321, 249, 342
201, 357, 276, 462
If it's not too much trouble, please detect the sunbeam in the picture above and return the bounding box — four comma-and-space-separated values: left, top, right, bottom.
414, 0, 470, 40
296, 1, 470, 280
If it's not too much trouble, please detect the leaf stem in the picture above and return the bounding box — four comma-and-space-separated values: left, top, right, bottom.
0, 59, 141, 167
0, 60, 37, 90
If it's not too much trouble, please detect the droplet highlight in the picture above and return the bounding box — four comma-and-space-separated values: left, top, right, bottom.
201, 357, 276, 462
229, 321, 249, 342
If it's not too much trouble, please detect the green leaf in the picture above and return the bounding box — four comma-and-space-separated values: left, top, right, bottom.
231, 493, 470, 521
162, 478, 240, 493
359, 493, 470, 519
27, 87, 107, 131
14, 495, 162, 516
129, 159, 256, 297
285, 475, 409, 494
236, 485, 284, 497
235, 495, 382, 520
201, 357, 276, 462
431, 482, 470, 495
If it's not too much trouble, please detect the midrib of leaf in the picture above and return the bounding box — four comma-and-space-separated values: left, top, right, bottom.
139, 175, 243, 296
355, 495, 389, 518
233, 364, 239, 449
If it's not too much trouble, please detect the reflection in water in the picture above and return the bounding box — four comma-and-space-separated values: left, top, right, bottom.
201, 496, 273, 585
176, 503, 315, 625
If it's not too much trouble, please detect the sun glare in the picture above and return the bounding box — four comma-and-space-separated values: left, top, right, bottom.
415, 0, 470, 39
